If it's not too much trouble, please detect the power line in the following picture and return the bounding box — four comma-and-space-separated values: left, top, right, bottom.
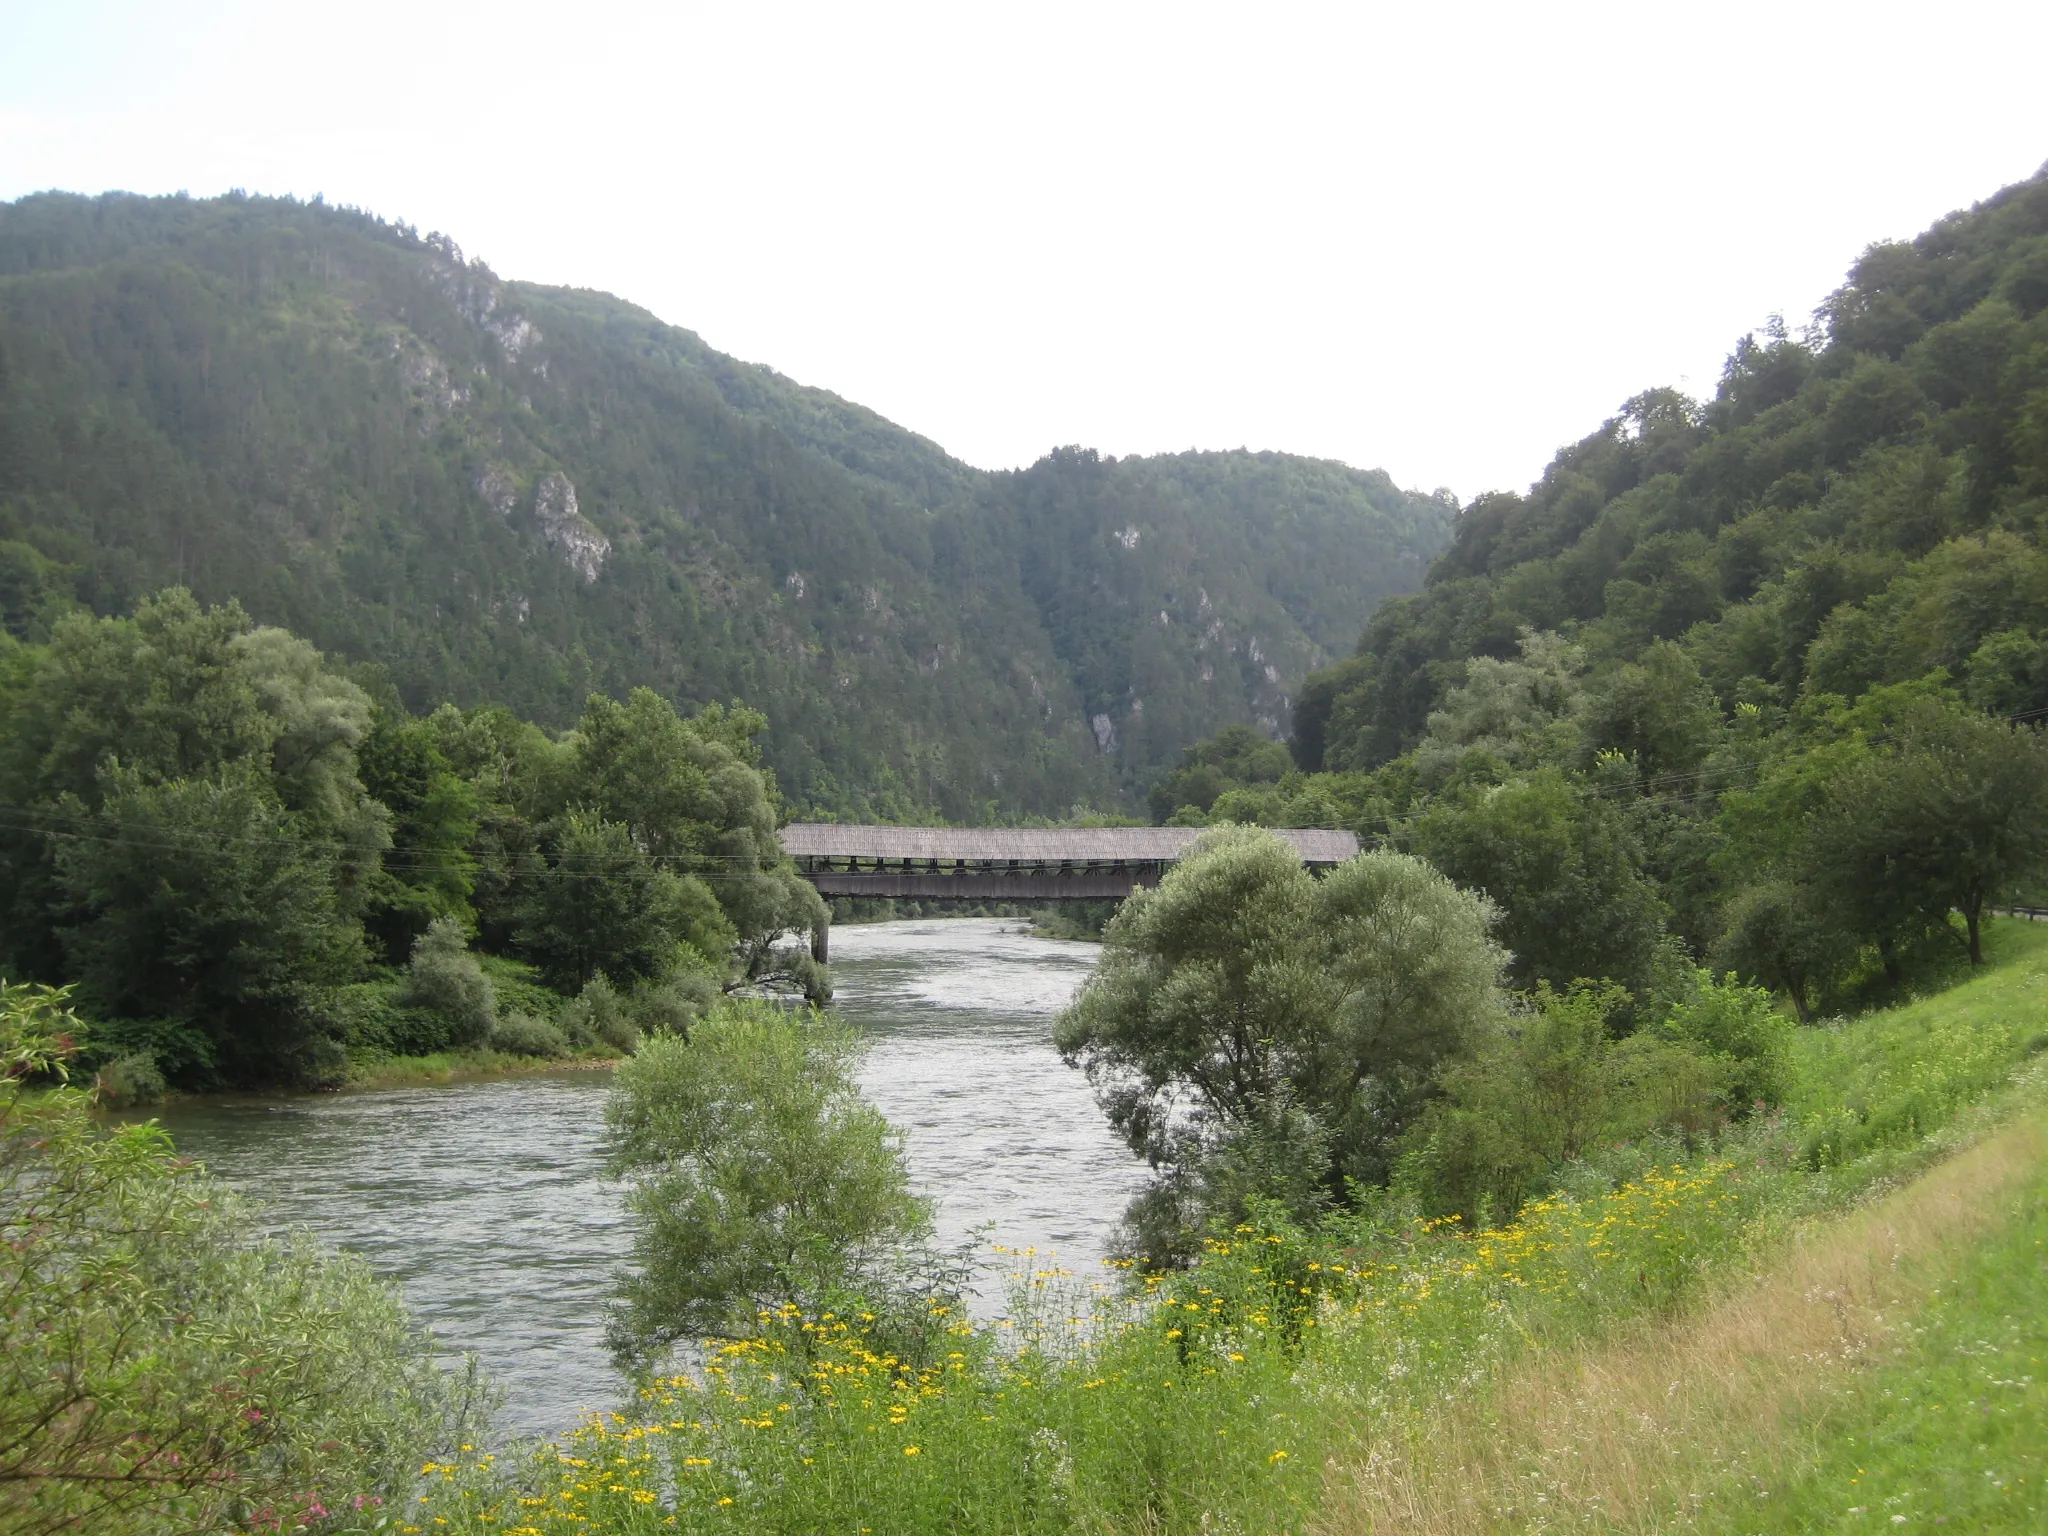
0, 803, 796, 881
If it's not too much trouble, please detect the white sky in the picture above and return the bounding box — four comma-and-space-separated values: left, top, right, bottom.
2, 0, 2044, 501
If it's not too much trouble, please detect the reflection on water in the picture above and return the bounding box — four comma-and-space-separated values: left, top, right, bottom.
145, 919, 1142, 1437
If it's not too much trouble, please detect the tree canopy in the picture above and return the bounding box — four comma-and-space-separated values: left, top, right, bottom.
1054, 826, 1505, 1255
0, 589, 826, 1086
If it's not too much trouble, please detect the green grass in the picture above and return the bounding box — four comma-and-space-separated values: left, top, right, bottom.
1789, 920, 2048, 1176
1702, 1140, 2048, 1533
369, 921, 2048, 1536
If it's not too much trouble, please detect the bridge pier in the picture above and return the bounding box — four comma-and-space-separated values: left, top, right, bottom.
811, 919, 829, 965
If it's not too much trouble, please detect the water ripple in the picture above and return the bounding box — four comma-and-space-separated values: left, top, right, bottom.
148, 919, 1143, 1438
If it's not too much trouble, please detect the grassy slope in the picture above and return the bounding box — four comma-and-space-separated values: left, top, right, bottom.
1787, 919, 2048, 1179
387, 922, 2048, 1536
1317, 921, 2048, 1534
1708, 1150, 2048, 1533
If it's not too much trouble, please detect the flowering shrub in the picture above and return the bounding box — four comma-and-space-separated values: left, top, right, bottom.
346, 922, 2048, 1535
1, 983, 485, 1536
403, 1156, 1773, 1536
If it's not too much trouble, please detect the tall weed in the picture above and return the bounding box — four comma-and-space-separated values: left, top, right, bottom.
404, 920, 2048, 1536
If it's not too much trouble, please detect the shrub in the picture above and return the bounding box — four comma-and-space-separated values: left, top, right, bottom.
1397, 982, 1731, 1224
92, 1051, 165, 1108
604, 1002, 932, 1373
562, 974, 638, 1054
322, 980, 453, 1057
631, 968, 723, 1037
1659, 968, 1795, 1111
84, 1014, 216, 1083
399, 917, 497, 1047
1, 982, 487, 1535
490, 1010, 568, 1058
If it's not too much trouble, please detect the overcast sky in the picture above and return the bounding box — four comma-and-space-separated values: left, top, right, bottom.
3, 0, 2044, 500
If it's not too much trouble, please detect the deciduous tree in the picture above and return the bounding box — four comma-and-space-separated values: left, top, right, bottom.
604, 1005, 930, 1372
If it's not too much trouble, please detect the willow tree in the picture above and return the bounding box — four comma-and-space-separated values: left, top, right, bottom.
1054, 825, 1504, 1256
603, 1004, 931, 1373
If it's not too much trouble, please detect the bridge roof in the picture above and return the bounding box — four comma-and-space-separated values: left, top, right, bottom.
778, 823, 1360, 866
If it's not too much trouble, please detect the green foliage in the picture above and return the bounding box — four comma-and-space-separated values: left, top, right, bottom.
1710, 693, 2048, 1006
1711, 877, 1846, 1022
1656, 967, 1795, 1110
1146, 723, 1292, 821
399, 915, 498, 1047
0, 982, 486, 1536
515, 810, 730, 991
1579, 639, 1721, 779
0, 589, 400, 1082
624, 966, 723, 1037
358, 707, 479, 962
0, 589, 824, 1085
1410, 628, 1588, 786
0, 191, 1451, 820
603, 1003, 933, 1373
52, 766, 366, 1084
1055, 826, 1505, 1252
565, 689, 825, 994
90, 1050, 165, 1108
1410, 767, 1669, 1002
1829, 700, 2048, 964
1396, 981, 1731, 1223
490, 1009, 568, 1058
559, 973, 638, 1054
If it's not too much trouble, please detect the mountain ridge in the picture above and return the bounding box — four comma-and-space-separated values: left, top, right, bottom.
0, 189, 1451, 818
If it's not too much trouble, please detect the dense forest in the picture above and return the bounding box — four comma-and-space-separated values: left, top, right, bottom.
0, 588, 827, 1089
1150, 165, 2048, 1025
0, 192, 1452, 820
10, 150, 2048, 1536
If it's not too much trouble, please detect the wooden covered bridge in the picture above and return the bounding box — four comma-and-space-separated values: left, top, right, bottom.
777, 824, 1361, 960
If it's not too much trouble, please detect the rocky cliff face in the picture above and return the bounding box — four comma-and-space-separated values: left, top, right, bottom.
531, 472, 609, 582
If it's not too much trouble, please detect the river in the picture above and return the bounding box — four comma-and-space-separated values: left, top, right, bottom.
145, 919, 1143, 1438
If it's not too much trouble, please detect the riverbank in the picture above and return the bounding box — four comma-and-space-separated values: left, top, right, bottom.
109, 1045, 624, 1111
402, 918, 2048, 1535
1320, 1082, 2048, 1532
340, 1045, 620, 1091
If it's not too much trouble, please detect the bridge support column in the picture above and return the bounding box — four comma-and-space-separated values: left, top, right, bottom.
810, 919, 829, 965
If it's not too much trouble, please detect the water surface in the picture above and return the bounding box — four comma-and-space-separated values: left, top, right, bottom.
149, 919, 1141, 1437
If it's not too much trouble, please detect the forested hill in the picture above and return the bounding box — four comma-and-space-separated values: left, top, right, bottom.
1295, 165, 2048, 772
0, 191, 1452, 819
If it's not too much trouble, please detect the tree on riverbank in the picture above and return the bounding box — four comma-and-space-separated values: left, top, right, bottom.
0, 592, 827, 1087
603, 1003, 943, 1374
1054, 826, 1507, 1257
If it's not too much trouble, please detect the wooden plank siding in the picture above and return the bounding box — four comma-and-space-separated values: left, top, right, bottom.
778, 825, 1360, 866
779, 824, 1361, 903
